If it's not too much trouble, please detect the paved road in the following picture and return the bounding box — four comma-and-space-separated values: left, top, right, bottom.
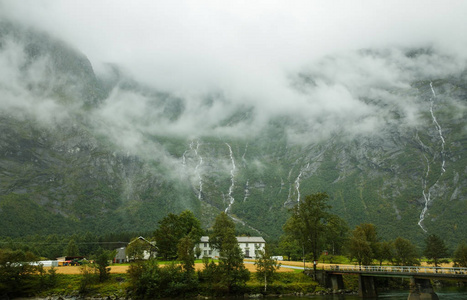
244, 260, 306, 270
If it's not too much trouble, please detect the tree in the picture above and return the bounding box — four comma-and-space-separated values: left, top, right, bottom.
393, 237, 419, 266
324, 215, 349, 255
209, 212, 236, 251
66, 239, 80, 257
127, 260, 161, 299
81, 232, 98, 256
37, 264, 58, 291
217, 230, 250, 293
199, 256, 217, 291
154, 210, 203, 260
178, 210, 204, 241
284, 192, 340, 275
93, 248, 115, 282
79, 264, 97, 295
348, 234, 372, 266
154, 213, 182, 260
255, 247, 281, 292
195, 244, 202, 259
207, 212, 250, 293
0, 249, 38, 297
128, 259, 197, 298
44, 234, 63, 259
424, 234, 449, 269
177, 236, 195, 274
377, 241, 394, 266
453, 242, 467, 267
348, 223, 379, 266
278, 234, 301, 261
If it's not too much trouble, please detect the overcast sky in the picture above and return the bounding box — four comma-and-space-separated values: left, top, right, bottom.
1, 0, 467, 149
2, 0, 466, 92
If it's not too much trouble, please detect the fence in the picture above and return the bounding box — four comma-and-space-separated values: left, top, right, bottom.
327, 264, 467, 275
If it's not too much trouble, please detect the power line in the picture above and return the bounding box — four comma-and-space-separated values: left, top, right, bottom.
0, 241, 129, 245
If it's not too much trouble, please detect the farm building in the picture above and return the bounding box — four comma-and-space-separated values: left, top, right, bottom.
197, 236, 266, 259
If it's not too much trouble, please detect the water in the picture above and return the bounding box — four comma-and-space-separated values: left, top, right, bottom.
278, 286, 467, 299
378, 286, 467, 299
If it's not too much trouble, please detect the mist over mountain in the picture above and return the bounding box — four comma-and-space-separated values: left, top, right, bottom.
1, 1, 466, 247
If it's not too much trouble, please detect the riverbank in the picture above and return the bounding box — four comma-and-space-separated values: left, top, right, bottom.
21, 260, 459, 299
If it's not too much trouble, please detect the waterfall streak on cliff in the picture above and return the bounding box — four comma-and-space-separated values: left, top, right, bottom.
418, 190, 430, 233
423, 154, 430, 180
225, 143, 236, 213
417, 82, 447, 232
190, 140, 203, 200
416, 132, 431, 232
295, 171, 302, 203
430, 82, 436, 97
242, 143, 248, 162
243, 180, 249, 202
295, 163, 310, 203
429, 82, 446, 173
283, 167, 294, 206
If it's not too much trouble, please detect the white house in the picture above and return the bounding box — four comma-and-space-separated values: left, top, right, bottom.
197, 236, 266, 259
114, 236, 157, 263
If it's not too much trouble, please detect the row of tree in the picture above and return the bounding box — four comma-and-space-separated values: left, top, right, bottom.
0, 231, 140, 259
348, 222, 467, 268
281, 192, 467, 269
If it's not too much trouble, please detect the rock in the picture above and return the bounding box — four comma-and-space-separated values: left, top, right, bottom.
248, 294, 263, 298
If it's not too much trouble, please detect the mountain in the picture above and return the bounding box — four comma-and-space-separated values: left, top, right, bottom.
1, 21, 466, 248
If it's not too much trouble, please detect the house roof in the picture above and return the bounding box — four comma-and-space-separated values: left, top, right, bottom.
129, 236, 156, 246
236, 236, 266, 243
200, 236, 265, 243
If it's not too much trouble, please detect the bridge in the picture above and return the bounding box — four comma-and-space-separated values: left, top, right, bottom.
310, 265, 467, 299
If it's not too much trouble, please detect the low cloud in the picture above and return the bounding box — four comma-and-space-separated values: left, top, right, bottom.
1, 0, 467, 151
0, 37, 71, 124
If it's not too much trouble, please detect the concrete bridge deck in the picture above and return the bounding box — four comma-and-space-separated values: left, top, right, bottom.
327, 264, 467, 281
310, 265, 467, 299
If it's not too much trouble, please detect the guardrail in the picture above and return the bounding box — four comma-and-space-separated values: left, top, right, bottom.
327, 264, 467, 275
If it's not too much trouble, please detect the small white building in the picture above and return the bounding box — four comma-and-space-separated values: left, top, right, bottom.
114, 247, 128, 263
197, 236, 266, 259
30, 260, 59, 267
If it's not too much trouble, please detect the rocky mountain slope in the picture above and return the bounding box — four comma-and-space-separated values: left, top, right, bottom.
1, 21, 466, 247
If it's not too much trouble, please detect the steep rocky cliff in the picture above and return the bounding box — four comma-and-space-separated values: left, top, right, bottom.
1, 21, 466, 247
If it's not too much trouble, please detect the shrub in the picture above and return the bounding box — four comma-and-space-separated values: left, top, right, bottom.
79, 264, 98, 295
127, 260, 198, 299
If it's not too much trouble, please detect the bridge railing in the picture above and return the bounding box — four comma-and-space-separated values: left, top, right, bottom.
328, 264, 467, 275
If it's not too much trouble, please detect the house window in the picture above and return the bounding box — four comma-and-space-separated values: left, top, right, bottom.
204, 250, 208, 255
246, 243, 249, 247
209, 250, 212, 255
204, 242, 207, 247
